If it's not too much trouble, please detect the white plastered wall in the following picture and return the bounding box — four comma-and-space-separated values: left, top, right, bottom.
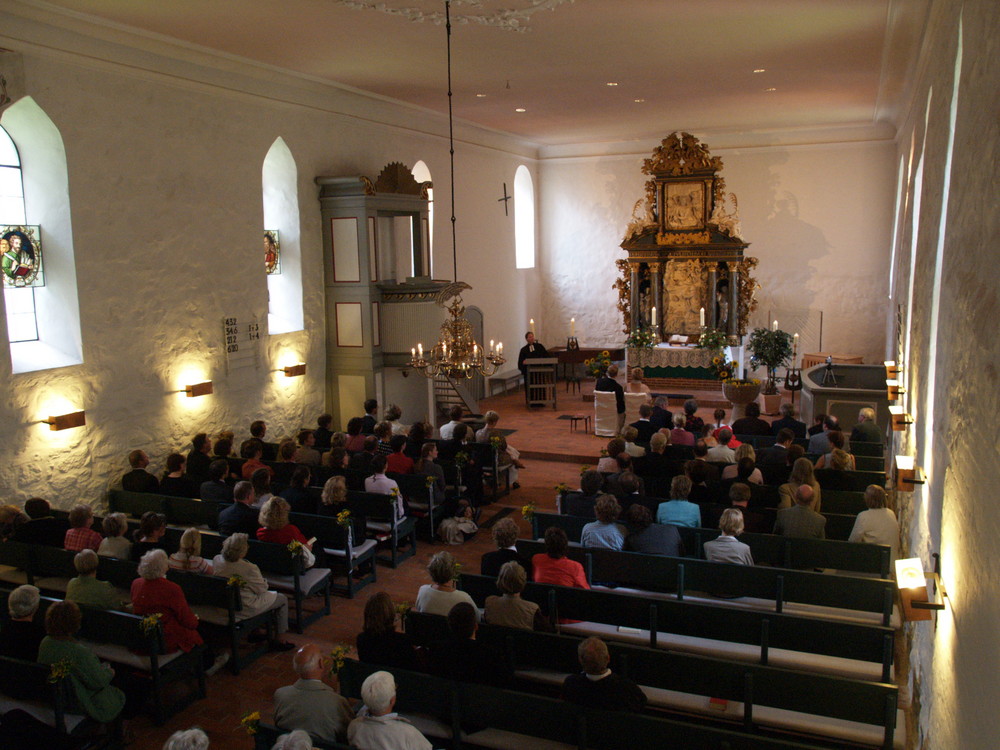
0, 7, 540, 503
886, 1, 1000, 748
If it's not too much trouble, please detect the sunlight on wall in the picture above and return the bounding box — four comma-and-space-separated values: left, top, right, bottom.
263, 137, 304, 334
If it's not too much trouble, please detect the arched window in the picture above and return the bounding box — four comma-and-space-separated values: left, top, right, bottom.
514, 165, 535, 269
262, 137, 303, 334
411, 160, 433, 277
0, 126, 34, 343
1, 98, 82, 373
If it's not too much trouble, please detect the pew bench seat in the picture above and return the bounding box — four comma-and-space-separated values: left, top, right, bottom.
513, 667, 904, 749
0, 697, 88, 735
558, 622, 886, 682
591, 584, 901, 629
462, 728, 576, 750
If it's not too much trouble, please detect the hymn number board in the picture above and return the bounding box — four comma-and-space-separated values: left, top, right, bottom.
223, 314, 262, 373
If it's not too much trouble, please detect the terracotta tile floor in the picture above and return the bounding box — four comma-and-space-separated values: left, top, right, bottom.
128, 384, 784, 749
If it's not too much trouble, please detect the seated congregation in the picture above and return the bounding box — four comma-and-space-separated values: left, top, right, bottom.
0, 395, 903, 750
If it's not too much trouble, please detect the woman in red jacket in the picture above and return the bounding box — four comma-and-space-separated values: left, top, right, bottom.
531, 527, 590, 590
130, 549, 202, 653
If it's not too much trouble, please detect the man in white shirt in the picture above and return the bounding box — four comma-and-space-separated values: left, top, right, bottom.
348, 671, 432, 750
706, 428, 737, 463
273, 644, 354, 743
364, 455, 404, 518
438, 404, 464, 440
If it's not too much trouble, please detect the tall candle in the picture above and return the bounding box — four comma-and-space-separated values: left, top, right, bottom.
700, 307, 705, 327
793, 333, 799, 367
490, 339, 495, 354
529, 318, 535, 334
417, 343, 423, 357
411, 347, 416, 359
772, 320, 778, 331
570, 317, 576, 337
651, 307, 657, 326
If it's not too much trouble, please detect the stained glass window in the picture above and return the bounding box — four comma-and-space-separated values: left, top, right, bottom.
264, 229, 281, 275
0, 126, 39, 343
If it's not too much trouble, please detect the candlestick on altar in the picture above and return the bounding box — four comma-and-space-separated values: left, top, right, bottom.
651, 307, 657, 326
700, 307, 705, 327
529, 318, 535, 334
772, 320, 778, 332
793, 333, 799, 368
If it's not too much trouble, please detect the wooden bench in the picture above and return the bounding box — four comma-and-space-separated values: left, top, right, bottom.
108, 489, 219, 530
532, 511, 891, 577
403, 612, 900, 749
487, 368, 523, 396
458, 573, 895, 683
815, 468, 887, 492
345, 490, 417, 568
252, 723, 350, 749
197, 535, 331, 633
0, 589, 205, 726
288, 512, 377, 598
514, 539, 896, 628
388, 471, 446, 540
339, 658, 837, 750
0, 654, 92, 742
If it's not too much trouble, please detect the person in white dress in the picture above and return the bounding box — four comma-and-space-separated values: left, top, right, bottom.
848, 485, 900, 563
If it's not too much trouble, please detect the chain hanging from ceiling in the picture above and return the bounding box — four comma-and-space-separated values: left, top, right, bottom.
332, 0, 575, 31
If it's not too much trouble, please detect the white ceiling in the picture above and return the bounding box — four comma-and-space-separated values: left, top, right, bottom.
26, 0, 928, 146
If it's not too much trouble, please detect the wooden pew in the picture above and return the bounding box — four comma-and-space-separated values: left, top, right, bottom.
288, 512, 377, 598
0, 589, 205, 726
403, 612, 900, 749
0, 655, 87, 740
388, 471, 445, 540
108, 489, 219, 530
339, 658, 837, 750
458, 573, 895, 683
531, 511, 891, 577
816, 468, 887, 492
513, 539, 896, 627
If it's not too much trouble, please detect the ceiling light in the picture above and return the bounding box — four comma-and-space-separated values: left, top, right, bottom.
476, 93, 487, 98
633, 98, 645, 103
515, 107, 526, 113
753, 68, 766, 73
764, 87, 777, 92
606, 82, 618, 87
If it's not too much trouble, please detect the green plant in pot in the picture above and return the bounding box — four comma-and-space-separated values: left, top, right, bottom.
747, 327, 793, 396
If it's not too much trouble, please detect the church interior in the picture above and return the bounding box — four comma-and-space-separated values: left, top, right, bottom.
0, 1, 996, 748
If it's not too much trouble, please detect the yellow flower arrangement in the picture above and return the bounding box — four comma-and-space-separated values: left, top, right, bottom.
287, 539, 304, 555
452, 561, 463, 582
226, 575, 247, 589
425, 475, 436, 488
580, 465, 591, 476
394, 601, 413, 621
336, 509, 352, 528
522, 503, 536, 521
47, 659, 72, 684
553, 483, 569, 495
239, 710, 261, 735
139, 612, 162, 637
329, 644, 350, 676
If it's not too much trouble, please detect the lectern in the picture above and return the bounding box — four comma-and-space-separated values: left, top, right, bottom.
525, 358, 558, 409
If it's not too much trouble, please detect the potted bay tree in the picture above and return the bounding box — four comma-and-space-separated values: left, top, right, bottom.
746, 327, 794, 415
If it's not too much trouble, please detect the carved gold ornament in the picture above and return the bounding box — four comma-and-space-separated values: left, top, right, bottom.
657, 231, 710, 246
643, 132, 724, 176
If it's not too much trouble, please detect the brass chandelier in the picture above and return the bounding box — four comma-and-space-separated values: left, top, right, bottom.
409, 0, 505, 380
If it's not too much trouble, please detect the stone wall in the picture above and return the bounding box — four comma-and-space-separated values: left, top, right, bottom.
887, 1, 1000, 748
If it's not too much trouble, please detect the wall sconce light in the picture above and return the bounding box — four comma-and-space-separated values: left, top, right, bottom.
884, 360, 900, 379
282, 363, 307, 378
896, 554, 948, 621
888, 405, 913, 430
182, 381, 214, 398
41, 410, 86, 431
895, 455, 926, 492
886, 379, 905, 400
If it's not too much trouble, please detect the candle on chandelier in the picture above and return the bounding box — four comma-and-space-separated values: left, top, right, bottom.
570, 318, 576, 337
411, 347, 416, 359
497, 342, 503, 356
772, 320, 778, 331
700, 307, 705, 327
651, 307, 657, 326
490, 339, 495, 354
473, 343, 478, 359
417, 343, 423, 357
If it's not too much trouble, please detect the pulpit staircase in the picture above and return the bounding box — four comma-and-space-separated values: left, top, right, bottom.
433, 373, 480, 424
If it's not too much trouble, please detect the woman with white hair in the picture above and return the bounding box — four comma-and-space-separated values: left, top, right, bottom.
130, 549, 204, 654
169, 527, 214, 575
849, 485, 901, 563
163, 728, 209, 750
271, 729, 313, 750
0, 584, 43, 659
413, 551, 476, 617
211, 533, 293, 650
347, 670, 432, 750
66, 549, 121, 610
